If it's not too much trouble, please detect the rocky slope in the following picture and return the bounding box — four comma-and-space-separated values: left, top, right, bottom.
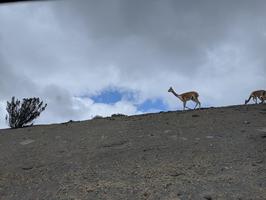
0, 104, 266, 200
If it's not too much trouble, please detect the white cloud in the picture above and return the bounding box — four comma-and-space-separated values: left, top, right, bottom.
0, 1, 266, 128
0, 101, 8, 129
35, 95, 141, 125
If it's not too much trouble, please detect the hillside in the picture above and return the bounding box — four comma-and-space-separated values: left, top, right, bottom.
0, 104, 266, 200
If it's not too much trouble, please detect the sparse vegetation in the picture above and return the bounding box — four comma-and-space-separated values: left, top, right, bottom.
6, 96, 47, 128
111, 113, 127, 117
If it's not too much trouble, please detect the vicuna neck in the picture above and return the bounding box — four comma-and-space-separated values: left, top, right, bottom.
171, 90, 182, 100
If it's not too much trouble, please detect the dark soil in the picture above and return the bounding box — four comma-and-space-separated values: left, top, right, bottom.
0, 104, 266, 200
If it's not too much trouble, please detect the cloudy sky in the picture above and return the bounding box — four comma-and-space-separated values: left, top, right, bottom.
0, 0, 265, 128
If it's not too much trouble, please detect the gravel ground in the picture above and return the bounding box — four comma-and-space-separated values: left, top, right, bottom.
0, 104, 266, 200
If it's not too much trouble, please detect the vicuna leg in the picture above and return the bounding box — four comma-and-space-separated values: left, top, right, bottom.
194, 99, 200, 109
259, 96, 264, 104
252, 97, 255, 103
183, 101, 191, 110
192, 98, 201, 109
192, 100, 198, 109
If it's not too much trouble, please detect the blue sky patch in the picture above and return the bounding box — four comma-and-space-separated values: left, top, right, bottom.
91, 90, 122, 104
137, 98, 167, 112
90, 88, 135, 104
82, 88, 168, 113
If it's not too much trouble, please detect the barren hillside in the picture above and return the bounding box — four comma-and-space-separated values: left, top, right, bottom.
0, 104, 266, 200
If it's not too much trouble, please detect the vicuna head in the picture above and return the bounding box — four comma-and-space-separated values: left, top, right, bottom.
168, 87, 174, 93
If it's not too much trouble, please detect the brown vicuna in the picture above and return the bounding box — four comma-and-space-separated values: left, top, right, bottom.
245, 90, 266, 104
168, 86, 201, 110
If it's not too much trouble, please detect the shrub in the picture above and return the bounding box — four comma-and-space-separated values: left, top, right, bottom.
6, 96, 47, 128
111, 113, 127, 117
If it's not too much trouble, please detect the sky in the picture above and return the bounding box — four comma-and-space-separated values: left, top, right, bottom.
0, 0, 265, 128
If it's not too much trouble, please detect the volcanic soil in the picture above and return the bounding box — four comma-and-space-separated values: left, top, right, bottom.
0, 104, 266, 200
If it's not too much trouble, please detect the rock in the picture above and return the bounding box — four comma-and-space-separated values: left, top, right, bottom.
102, 140, 128, 148
257, 127, 266, 132
20, 139, 35, 145
203, 195, 212, 200
168, 171, 183, 177
261, 134, 266, 138
21, 166, 33, 170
